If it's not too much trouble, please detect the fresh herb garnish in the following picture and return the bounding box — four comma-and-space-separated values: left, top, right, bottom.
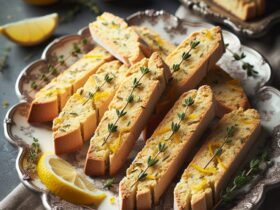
26, 137, 41, 175
0, 45, 11, 72
57, 55, 65, 65
213, 151, 271, 209
2, 100, 9, 109
82, 73, 113, 105
102, 66, 150, 146
132, 97, 195, 186
225, 45, 258, 77
172, 40, 200, 73
103, 178, 114, 190
203, 125, 235, 169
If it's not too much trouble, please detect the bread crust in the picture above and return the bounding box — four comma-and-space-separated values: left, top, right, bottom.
120, 85, 215, 210
213, 0, 265, 20
28, 46, 113, 123
200, 65, 250, 117
84, 52, 171, 177
89, 12, 149, 66
144, 26, 224, 139
174, 108, 261, 210
54, 126, 83, 155
28, 98, 58, 123
52, 61, 128, 155
132, 26, 176, 60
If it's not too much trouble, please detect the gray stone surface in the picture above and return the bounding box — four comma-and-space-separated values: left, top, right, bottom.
0, 0, 279, 209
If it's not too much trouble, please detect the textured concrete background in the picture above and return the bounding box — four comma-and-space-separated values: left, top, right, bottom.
0, 0, 279, 209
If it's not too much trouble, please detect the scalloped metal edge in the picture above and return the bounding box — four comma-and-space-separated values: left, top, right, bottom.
2, 9, 278, 210
180, 0, 280, 37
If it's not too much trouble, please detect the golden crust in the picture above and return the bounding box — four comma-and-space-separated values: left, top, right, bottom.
174, 108, 261, 210
28, 46, 113, 123
52, 61, 128, 155
120, 85, 215, 210
84, 52, 171, 176
145, 26, 225, 139
89, 12, 150, 66
201, 65, 250, 117
213, 0, 265, 20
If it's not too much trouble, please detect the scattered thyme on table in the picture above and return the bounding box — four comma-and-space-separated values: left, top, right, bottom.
0, 45, 11, 72
59, 0, 102, 24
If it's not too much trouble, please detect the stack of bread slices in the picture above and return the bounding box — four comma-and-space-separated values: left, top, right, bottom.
27, 12, 261, 210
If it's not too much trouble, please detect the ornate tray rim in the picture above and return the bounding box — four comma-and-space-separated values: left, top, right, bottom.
3, 9, 280, 210
180, 0, 280, 38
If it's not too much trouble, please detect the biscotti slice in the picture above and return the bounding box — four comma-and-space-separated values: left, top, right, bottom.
119, 85, 215, 210
84, 52, 171, 176
53, 61, 129, 154
132, 26, 176, 60
28, 46, 113, 123
89, 12, 151, 66
145, 26, 224, 138
201, 65, 249, 117
174, 108, 261, 210
213, 0, 265, 21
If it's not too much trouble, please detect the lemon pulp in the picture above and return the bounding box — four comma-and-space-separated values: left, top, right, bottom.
37, 153, 106, 205
0, 13, 58, 46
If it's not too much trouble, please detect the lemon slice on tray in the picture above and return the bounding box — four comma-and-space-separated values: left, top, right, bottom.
37, 153, 106, 205
0, 13, 58, 46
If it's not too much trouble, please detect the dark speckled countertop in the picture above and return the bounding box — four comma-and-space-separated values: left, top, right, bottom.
0, 0, 279, 209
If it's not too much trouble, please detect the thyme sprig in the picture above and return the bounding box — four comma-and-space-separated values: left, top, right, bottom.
213, 151, 270, 209
101, 66, 150, 146
165, 97, 194, 141
26, 137, 41, 175
225, 45, 258, 77
203, 125, 235, 169
59, 0, 101, 24
132, 97, 195, 186
172, 40, 200, 73
0, 45, 11, 72
30, 39, 89, 91
132, 142, 167, 187
82, 73, 113, 105
103, 178, 114, 190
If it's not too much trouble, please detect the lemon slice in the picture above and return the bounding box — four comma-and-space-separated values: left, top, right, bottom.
0, 13, 58, 46
37, 153, 106, 205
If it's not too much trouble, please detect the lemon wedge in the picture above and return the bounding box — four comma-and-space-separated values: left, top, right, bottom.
37, 153, 106, 205
0, 13, 58, 46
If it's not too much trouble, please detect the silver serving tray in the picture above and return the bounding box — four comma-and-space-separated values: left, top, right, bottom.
180, 0, 280, 37
4, 10, 280, 210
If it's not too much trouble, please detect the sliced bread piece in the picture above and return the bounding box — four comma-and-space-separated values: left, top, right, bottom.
84, 52, 171, 176
145, 26, 224, 138
174, 108, 261, 210
213, 0, 265, 21
28, 46, 113, 123
119, 85, 215, 210
201, 65, 249, 117
89, 12, 151, 66
53, 60, 128, 154
132, 26, 176, 60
